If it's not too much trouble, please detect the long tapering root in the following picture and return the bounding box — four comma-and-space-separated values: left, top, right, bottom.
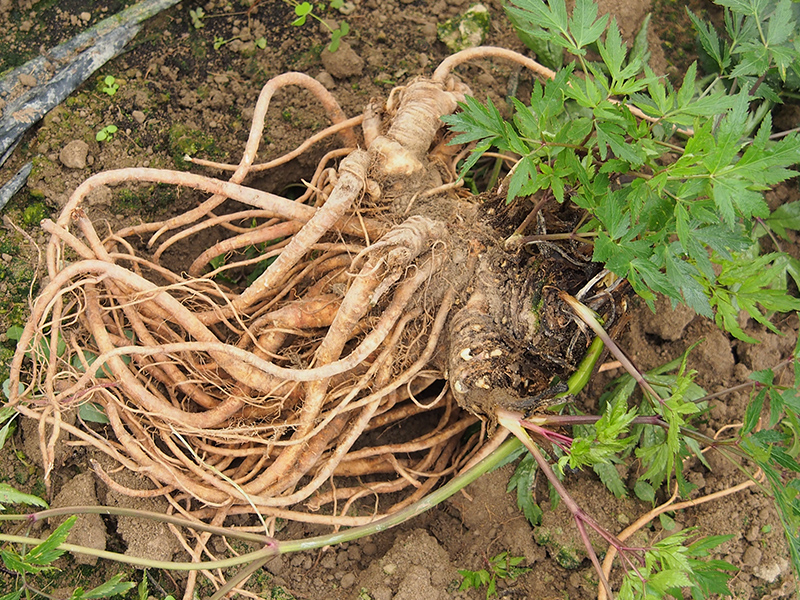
9, 48, 618, 567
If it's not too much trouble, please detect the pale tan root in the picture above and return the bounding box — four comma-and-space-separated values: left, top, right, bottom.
7, 52, 588, 598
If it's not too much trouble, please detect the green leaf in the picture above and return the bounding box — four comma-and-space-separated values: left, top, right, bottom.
629, 13, 651, 68
507, 0, 569, 40
597, 19, 627, 82
595, 120, 644, 166
25, 515, 76, 566
294, 2, 313, 17
634, 479, 655, 503
442, 96, 506, 147
0, 404, 18, 444
138, 571, 149, 600
687, 9, 728, 71
687, 534, 735, 556
1, 549, 34, 574
0, 483, 48, 511
0, 588, 24, 600
766, 0, 794, 47
569, 0, 608, 50
72, 573, 136, 600
593, 461, 628, 498
716, 0, 767, 17
507, 156, 538, 202
749, 368, 774, 386
649, 568, 692, 591
659, 512, 677, 530
78, 402, 110, 424
507, 454, 543, 526
505, 6, 564, 69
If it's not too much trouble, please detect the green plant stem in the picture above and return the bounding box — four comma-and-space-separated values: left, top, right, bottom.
560, 291, 664, 403
486, 156, 504, 192
560, 334, 604, 397
497, 409, 620, 599
0, 532, 278, 570
1, 506, 270, 544
0, 438, 523, 570
209, 555, 272, 600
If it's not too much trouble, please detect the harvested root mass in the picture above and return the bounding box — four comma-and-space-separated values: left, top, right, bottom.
8, 49, 622, 532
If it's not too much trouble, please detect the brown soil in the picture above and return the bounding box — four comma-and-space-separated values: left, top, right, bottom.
0, 1, 797, 599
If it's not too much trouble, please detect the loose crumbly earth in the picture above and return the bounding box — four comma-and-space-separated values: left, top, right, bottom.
0, 1, 797, 599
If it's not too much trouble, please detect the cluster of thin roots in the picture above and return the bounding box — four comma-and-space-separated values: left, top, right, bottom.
8, 48, 566, 535
6, 45, 645, 564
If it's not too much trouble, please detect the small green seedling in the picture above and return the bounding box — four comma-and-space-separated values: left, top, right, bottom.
255, 37, 267, 49
189, 7, 205, 29
459, 551, 531, 598
287, 0, 350, 52
213, 35, 240, 50
100, 75, 119, 96
96, 124, 118, 142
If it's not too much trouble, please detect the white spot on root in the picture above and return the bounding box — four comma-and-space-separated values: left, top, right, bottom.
475, 377, 490, 389
459, 348, 473, 361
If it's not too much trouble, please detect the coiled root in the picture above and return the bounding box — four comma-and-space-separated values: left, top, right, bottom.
7, 50, 621, 547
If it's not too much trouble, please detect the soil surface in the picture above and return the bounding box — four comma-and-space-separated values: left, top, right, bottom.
0, 1, 798, 599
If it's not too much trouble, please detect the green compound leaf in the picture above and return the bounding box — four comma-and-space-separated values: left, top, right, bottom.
25, 515, 76, 566
0, 483, 48, 511
506, 453, 543, 526
70, 573, 136, 600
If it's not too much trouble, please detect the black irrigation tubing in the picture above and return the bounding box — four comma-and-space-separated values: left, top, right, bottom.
0, 162, 31, 212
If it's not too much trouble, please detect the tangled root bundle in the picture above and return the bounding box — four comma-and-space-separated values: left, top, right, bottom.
8, 48, 622, 531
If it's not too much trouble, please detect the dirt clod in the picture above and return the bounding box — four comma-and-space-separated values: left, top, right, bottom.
320, 41, 365, 78
50, 472, 106, 566
18, 73, 37, 87
315, 70, 336, 89
59, 140, 89, 169
641, 295, 696, 341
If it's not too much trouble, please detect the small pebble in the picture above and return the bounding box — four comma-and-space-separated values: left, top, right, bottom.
362, 542, 377, 556
745, 525, 760, 542
132, 110, 146, 124
321, 554, 336, 569
18, 73, 37, 87
372, 587, 392, 600
337, 1, 356, 15
340, 572, 356, 588
320, 42, 364, 79
59, 140, 89, 169
80, 11, 91, 21
265, 555, 283, 576
315, 71, 336, 90
742, 545, 762, 567
346, 545, 361, 562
